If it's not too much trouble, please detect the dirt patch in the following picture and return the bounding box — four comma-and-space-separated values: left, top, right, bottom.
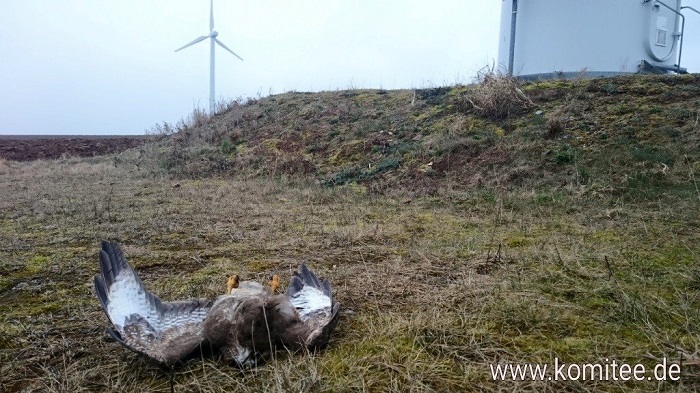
0, 135, 150, 161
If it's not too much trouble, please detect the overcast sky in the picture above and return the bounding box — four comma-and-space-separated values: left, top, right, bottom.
1, 1, 699, 135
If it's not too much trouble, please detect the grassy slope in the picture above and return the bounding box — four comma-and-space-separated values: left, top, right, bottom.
157, 75, 700, 198
1, 74, 700, 392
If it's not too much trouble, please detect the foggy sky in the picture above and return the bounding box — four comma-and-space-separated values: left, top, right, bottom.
0, 1, 698, 135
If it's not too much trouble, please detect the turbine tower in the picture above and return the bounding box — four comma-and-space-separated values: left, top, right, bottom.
175, 0, 243, 114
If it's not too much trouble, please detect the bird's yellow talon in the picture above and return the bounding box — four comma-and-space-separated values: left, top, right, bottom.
227, 275, 240, 294
269, 275, 280, 293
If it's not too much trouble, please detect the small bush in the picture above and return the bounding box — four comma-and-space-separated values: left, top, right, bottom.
459, 66, 534, 120
554, 144, 578, 164
545, 108, 567, 138
219, 139, 236, 155
322, 157, 401, 186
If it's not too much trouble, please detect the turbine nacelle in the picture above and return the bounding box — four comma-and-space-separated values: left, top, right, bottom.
210, 30, 218, 38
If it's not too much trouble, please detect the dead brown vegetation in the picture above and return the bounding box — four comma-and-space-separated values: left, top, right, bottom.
2, 74, 700, 391
459, 67, 534, 120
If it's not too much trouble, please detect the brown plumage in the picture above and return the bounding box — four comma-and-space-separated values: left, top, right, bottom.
266, 265, 340, 350
94, 241, 212, 364
204, 267, 340, 365
94, 241, 339, 367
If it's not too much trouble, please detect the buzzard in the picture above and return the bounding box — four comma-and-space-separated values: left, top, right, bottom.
94, 241, 339, 367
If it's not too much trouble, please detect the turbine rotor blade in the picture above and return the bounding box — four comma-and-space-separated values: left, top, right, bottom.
215, 38, 243, 61
210, 0, 214, 32
174, 35, 209, 52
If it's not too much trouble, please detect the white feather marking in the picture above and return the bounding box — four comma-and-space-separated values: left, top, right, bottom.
107, 269, 152, 331
234, 344, 253, 367
289, 286, 331, 321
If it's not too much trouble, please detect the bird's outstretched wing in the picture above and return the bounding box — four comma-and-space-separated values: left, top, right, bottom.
94, 241, 213, 364
269, 264, 340, 349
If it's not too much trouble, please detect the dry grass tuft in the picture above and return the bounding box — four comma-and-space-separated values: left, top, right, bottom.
459, 66, 534, 120
544, 108, 566, 138
0, 158, 11, 174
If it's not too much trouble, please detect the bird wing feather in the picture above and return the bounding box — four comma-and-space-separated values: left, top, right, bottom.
275, 264, 339, 349
94, 241, 212, 364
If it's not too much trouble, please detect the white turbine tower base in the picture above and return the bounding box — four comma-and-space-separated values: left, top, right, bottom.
176, 0, 243, 114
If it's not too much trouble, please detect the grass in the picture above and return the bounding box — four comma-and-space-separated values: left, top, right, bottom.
1, 74, 700, 391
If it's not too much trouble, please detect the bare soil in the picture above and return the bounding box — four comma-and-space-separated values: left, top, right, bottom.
0, 135, 150, 161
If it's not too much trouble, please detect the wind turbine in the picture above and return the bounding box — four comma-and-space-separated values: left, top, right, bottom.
175, 0, 243, 114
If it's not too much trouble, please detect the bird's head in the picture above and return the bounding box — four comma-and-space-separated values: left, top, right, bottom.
227, 274, 240, 294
